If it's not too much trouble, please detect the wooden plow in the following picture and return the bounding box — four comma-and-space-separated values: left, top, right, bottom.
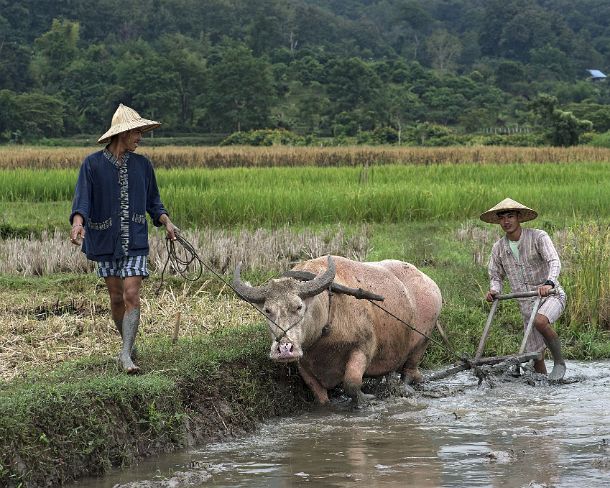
426, 290, 556, 382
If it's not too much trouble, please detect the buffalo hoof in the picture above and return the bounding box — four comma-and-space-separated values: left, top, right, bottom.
352, 392, 376, 409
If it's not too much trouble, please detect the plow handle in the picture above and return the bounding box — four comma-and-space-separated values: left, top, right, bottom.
495, 289, 557, 300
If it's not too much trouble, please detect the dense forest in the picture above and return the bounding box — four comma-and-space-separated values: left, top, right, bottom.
1, 0, 610, 145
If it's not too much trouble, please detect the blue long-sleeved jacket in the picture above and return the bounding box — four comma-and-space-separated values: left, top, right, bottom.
70, 150, 168, 261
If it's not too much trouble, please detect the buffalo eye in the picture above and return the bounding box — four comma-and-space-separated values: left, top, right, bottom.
264, 307, 272, 314
296, 304, 303, 311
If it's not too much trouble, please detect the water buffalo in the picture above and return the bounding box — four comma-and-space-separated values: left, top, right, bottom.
233, 255, 442, 406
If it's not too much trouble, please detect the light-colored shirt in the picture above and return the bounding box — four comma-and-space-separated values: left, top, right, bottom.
508, 238, 520, 262
488, 228, 562, 295
488, 228, 566, 351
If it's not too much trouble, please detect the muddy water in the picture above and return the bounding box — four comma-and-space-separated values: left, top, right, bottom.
72, 360, 610, 488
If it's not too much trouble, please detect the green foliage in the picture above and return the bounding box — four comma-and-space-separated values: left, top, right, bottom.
205, 42, 275, 132
587, 131, 610, 148
405, 122, 459, 146
2, 1, 610, 143
2, 162, 610, 232
530, 94, 593, 146
221, 129, 306, 146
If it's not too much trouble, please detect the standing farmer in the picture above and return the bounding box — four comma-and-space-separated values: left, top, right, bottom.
70, 104, 177, 373
481, 198, 567, 380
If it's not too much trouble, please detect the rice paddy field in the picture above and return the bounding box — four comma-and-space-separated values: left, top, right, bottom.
1, 144, 610, 486
0, 145, 609, 381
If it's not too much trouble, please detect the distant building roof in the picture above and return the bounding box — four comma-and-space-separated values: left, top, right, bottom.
587, 69, 607, 79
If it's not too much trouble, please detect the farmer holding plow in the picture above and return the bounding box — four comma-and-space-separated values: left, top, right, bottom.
481, 198, 567, 380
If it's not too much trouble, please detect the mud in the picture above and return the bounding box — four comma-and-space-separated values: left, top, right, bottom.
71, 360, 610, 488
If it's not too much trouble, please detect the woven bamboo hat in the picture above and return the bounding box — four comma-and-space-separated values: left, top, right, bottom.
97, 104, 161, 144
480, 198, 538, 224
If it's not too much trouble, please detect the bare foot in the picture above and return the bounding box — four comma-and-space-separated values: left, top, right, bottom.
118, 354, 141, 374
548, 362, 566, 381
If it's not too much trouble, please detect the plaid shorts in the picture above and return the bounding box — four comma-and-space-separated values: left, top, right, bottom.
96, 255, 149, 279
520, 290, 567, 352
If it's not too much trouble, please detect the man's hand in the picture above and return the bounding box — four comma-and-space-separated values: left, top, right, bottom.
160, 214, 178, 241
485, 290, 499, 302
70, 218, 85, 246
538, 284, 553, 297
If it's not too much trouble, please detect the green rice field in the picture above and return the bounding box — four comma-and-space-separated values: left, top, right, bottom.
1, 162, 609, 231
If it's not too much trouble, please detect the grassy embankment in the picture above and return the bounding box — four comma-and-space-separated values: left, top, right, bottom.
1, 146, 609, 486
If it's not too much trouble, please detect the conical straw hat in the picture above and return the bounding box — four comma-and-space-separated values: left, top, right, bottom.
479, 198, 538, 224
97, 104, 161, 144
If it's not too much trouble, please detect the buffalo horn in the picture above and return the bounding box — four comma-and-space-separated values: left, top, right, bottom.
297, 256, 336, 298
232, 262, 267, 304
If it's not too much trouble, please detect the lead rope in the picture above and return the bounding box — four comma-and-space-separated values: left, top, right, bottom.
367, 300, 465, 365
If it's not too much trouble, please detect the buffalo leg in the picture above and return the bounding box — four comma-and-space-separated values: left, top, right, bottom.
298, 363, 329, 405
401, 336, 430, 385
344, 350, 375, 406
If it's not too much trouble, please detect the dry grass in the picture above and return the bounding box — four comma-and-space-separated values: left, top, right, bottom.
455, 222, 502, 267
0, 225, 370, 276
3, 145, 610, 169
0, 281, 259, 382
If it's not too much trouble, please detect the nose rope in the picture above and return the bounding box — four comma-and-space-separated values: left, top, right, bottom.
271, 315, 303, 343
271, 284, 334, 344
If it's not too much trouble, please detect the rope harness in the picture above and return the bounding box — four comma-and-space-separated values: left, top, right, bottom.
157, 233, 466, 365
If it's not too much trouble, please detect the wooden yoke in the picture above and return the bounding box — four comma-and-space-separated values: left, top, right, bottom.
282, 270, 384, 301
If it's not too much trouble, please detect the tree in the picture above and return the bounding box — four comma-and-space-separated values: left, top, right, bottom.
0, 89, 17, 141
325, 57, 383, 115
11, 92, 66, 139
425, 30, 462, 73
530, 93, 592, 146
158, 34, 209, 129
204, 42, 274, 132
113, 41, 180, 130
30, 18, 80, 91
385, 84, 425, 143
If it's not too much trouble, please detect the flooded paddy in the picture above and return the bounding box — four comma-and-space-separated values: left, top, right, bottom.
72, 360, 610, 488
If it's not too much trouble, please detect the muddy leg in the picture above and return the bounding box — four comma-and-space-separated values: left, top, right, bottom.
108, 276, 143, 374
111, 316, 138, 360
343, 350, 374, 407
401, 336, 429, 386
534, 313, 566, 381
119, 308, 141, 374
298, 363, 329, 405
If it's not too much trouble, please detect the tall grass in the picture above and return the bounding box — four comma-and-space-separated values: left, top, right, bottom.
2, 145, 610, 169
562, 223, 610, 329
3, 163, 608, 227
